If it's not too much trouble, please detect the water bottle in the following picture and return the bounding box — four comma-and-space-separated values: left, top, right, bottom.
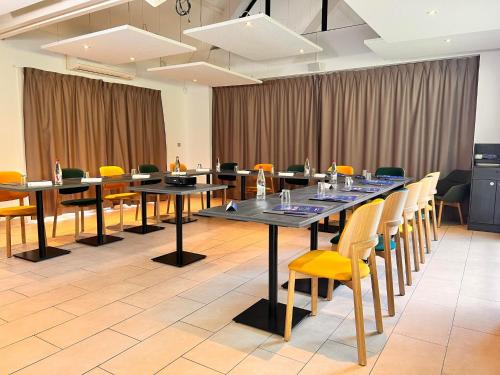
304, 158, 311, 177
330, 161, 338, 188
256, 168, 266, 200
54, 160, 62, 185
216, 157, 221, 172
174, 156, 181, 172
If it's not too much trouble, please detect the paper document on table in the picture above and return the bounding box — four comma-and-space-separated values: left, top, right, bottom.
132, 174, 150, 179
27, 181, 53, 187
81, 177, 102, 183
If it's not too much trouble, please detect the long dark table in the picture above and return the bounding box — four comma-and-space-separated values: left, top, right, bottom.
129, 183, 227, 267
197, 177, 410, 336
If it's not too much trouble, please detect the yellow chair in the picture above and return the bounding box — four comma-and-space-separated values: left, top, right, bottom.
0, 172, 36, 257
400, 181, 423, 282
167, 163, 205, 214
416, 176, 435, 262
247, 163, 275, 196
375, 190, 408, 317
425, 172, 440, 241
328, 165, 355, 175
99, 166, 140, 232
284, 199, 385, 366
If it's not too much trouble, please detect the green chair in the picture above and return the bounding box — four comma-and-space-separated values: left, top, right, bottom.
285, 164, 309, 187
436, 170, 471, 226
138, 164, 162, 223
219, 162, 238, 186
52, 168, 97, 239
375, 167, 405, 177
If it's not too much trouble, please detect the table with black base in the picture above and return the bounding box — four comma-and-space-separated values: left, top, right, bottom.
129, 183, 227, 267
197, 178, 411, 335
124, 191, 165, 235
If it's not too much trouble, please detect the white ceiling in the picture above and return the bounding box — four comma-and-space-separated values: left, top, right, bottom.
0, 0, 45, 16
41, 24, 196, 65
147, 62, 262, 87
184, 13, 323, 61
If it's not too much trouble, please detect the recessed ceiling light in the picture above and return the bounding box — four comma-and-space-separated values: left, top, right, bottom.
192, 78, 198, 82
299, 49, 305, 54
444, 38, 452, 43
245, 21, 252, 27
426, 9, 439, 15
83, 44, 90, 49
130, 57, 135, 61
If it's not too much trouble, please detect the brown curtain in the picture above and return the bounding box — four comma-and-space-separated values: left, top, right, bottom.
23, 68, 166, 214
212, 56, 478, 179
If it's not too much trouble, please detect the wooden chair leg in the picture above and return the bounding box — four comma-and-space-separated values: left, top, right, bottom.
395, 232, 405, 296
135, 199, 140, 221
6, 216, 12, 258
187, 195, 192, 218
424, 207, 432, 253
284, 270, 296, 341
223, 189, 227, 205
102, 208, 107, 235
410, 217, 420, 271
457, 203, 464, 225
383, 231, 396, 316
351, 255, 367, 366
416, 210, 426, 264
74, 208, 80, 240
119, 199, 124, 232
431, 197, 438, 241
326, 279, 334, 301
52, 201, 59, 238
311, 277, 318, 316
437, 200, 444, 228
167, 195, 172, 214
402, 217, 412, 285
200, 192, 205, 210
368, 249, 383, 334
156, 195, 161, 223
81, 208, 85, 232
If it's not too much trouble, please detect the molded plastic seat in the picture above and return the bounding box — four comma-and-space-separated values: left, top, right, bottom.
328, 165, 355, 175
0, 206, 36, 216
375, 167, 405, 177
61, 198, 98, 207
103, 192, 138, 200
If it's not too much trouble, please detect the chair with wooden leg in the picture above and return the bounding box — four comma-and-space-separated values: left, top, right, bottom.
166, 163, 205, 216
417, 176, 435, 261
0, 172, 37, 258
99, 166, 141, 232
435, 170, 471, 227
284, 199, 385, 366
52, 168, 97, 240
246, 163, 275, 196
374, 189, 408, 317
138, 164, 163, 223
425, 172, 441, 241
400, 181, 423, 285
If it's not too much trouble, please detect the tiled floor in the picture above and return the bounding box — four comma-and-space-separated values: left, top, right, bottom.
0, 198, 499, 374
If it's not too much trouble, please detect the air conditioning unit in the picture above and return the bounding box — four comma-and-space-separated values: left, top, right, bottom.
66, 56, 136, 80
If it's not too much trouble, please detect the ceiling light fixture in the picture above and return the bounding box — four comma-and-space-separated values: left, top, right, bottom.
83, 44, 90, 49
426, 9, 439, 16
130, 57, 135, 61
299, 49, 304, 54
245, 21, 252, 27
444, 38, 452, 43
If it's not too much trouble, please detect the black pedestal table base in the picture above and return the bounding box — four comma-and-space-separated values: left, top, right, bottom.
14, 247, 71, 262
152, 251, 206, 267
162, 217, 197, 225
77, 235, 123, 247
234, 299, 310, 336
124, 225, 164, 234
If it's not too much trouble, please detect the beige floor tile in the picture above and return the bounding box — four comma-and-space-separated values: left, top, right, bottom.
394, 299, 454, 345
411, 276, 460, 308
184, 322, 271, 373
442, 326, 500, 375
228, 348, 304, 375
85, 368, 113, 375
0, 272, 45, 292
38, 301, 141, 348
112, 296, 204, 340
0, 285, 87, 321
157, 357, 222, 375
180, 259, 238, 282
0, 336, 59, 374
15, 330, 137, 375
121, 276, 200, 309
56, 282, 145, 315
299, 340, 377, 375
371, 333, 446, 375
101, 322, 211, 375
454, 295, 500, 335
182, 291, 260, 332
125, 265, 189, 287
179, 273, 249, 304
0, 307, 74, 348
72, 265, 148, 291
0, 290, 26, 307
13, 269, 95, 297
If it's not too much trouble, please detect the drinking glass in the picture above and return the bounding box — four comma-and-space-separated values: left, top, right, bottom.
234, 165, 239, 173
317, 181, 326, 197
21, 174, 27, 185
197, 163, 202, 169
344, 177, 353, 191
131, 168, 137, 176
84, 171, 90, 179
366, 172, 372, 181
281, 189, 291, 209
362, 169, 367, 178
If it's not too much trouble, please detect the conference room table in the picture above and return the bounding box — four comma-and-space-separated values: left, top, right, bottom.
129, 183, 227, 267
197, 176, 411, 336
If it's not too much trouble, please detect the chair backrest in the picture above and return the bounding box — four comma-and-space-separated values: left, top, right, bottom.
139, 164, 159, 173
286, 164, 308, 186
221, 162, 237, 171
254, 163, 273, 172
327, 165, 355, 175
60, 168, 88, 195
100, 165, 126, 191
378, 189, 408, 236
287, 164, 304, 173
338, 198, 385, 260
169, 163, 188, 172
403, 181, 422, 217
436, 170, 471, 197
0, 172, 27, 202
375, 167, 405, 177
417, 176, 434, 208
425, 171, 440, 197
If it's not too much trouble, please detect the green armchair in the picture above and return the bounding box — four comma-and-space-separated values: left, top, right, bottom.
436, 170, 471, 226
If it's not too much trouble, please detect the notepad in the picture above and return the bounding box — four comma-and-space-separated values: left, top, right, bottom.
27, 181, 53, 187
81, 177, 102, 183
278, 172, 294, 177
132, 174, 150, 179
272, 204, 325, 214
237, 170, 251, 175
196, 168, 211, 172
171, 171, 187, 176
313, 173, 327, 178
310, 194, 358, 203
361, 179, 394, 186
347, 186, 380, 193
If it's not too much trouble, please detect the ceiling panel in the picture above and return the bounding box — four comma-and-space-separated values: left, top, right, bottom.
0, 0, 45, 16
184, 13, 323, 61
147, 62, 262, 87
41, 24, 196, 65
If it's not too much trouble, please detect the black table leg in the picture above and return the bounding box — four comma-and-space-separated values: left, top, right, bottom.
14, 190, 70, 262
279, 178, 285, 192
206, 174, 211, 208
330, 209, 347, 244
152, 194, 206, 267
125, 191, 164, 234
317, 215, 340, 233
77, 184, 123, 247
240, 175, 246, 200
282, 221, 339, 297
234, 225, 310, 336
